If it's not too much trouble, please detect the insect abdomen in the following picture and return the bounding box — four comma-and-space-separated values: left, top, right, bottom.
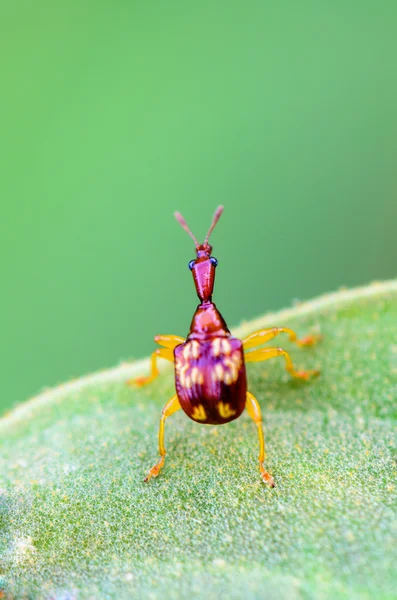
174, 337, 247, 425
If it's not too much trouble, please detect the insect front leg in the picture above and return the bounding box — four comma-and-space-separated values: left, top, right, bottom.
245, 347, 319, 380
242, 327, 321, 351
245, 391, 274, 487
127, 334, 185, 387
144, 394, 181, 482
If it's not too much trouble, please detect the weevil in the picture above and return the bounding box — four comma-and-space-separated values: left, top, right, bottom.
129, 206, 319, 486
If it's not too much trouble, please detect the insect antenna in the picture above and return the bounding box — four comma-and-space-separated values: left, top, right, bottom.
174, 211, 199, 247
204, 205, 224, 244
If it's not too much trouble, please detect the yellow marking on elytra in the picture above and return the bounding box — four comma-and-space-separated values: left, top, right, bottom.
192, 404, 207, 421
218, 402, 236, 419
224, 358, 239, 383
211, 355, 241, 385
179, 360, 190, 386
191, 340, 200, 359
191, 367, 199, 385
212, 338, 221, 357
183, 344, 191, 359
190, 367, 204, 385
215, 363, 224, 381
221, 339, 232, 355
184, 376, 191, 389
224, 372, 233, 385
231, 351, 242, 366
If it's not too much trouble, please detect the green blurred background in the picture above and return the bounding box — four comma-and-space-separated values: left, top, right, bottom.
1, 1, 396, 413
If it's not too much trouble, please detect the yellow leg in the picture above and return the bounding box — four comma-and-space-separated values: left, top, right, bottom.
144, 394, 181, 482
243, 326, 321, 351
246, 391, 274, 487
245, 346, 319, 380
127, 334, 184, 387
154, 334, 185, 349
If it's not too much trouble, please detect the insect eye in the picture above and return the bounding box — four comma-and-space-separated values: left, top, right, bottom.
210, 257, 218, 267
188, 260, 196, 270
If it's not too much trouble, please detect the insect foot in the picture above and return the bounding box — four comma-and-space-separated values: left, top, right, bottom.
127, 376, 148, 387
144, 457, 165, 482
294, 369, 320, 381
296, 333, 323, 347
260, 466, 275, 487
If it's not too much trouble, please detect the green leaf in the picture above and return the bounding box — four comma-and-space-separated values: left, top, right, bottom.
1, 281, 396, 599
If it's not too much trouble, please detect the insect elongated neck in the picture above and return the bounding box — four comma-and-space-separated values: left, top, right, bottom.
188, 302, 230, 340
191, 245, 215, 302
